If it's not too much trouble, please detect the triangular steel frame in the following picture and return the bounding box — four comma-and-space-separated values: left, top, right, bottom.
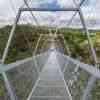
1, 0, 98, 100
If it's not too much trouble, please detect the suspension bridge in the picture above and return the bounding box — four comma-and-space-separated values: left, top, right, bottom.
0, 0, 100, 100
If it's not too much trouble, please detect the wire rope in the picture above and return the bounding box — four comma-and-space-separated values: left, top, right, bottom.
8, 0, 35, 54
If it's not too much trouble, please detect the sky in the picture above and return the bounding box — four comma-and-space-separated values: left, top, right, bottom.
0, 0, 100, 29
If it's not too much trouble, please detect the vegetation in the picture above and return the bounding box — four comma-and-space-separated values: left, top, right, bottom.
0, 25, 99, 64
58, 28, 100, 64
0, 25, 50, 63
0, 25, 99, 99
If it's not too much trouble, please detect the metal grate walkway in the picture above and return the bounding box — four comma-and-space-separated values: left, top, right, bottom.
27, 51, 72, 100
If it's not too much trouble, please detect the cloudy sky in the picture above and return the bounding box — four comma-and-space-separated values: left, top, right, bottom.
0, 0, 100, 29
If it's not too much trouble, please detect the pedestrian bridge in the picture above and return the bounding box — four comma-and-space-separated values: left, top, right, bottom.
0, 45, 100, 100
0, 0, 100, 99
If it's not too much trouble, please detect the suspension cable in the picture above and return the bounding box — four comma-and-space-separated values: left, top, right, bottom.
23, 0, 54, 57
75, 0, 98, 64
9, 0, 86, 56
23, 0, 54, 55
52, 0, 86, 56
8, 0, 36, 55
73, 1, 98, 100
24, 0, 53, 36
24, 0, 41, 26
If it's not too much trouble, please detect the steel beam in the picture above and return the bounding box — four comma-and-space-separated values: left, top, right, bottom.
78, 9, 98, 100
23, 0, 40, 25
21, 7, 79, 12
78, 10, 98, 65
2, 72, 16, 100
82, 76, 96, 100
67, 0, 85, 26
2, 10, 22, 63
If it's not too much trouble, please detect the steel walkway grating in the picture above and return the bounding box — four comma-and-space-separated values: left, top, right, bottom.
28, 51, 72, 100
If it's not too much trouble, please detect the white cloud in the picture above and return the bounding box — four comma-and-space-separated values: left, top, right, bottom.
0, 0, 100, 29
57, 0, 76, 7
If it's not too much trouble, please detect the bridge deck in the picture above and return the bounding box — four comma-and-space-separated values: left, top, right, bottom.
28, 51, 72, 100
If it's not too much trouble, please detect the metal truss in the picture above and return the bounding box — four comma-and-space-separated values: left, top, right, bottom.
0, 0, 99, 100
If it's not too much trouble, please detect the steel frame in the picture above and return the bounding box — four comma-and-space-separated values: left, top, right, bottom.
2, 72, 16, 100
20, 7, 79, 11
1, 7, 81, 64
1, 0, 99, 100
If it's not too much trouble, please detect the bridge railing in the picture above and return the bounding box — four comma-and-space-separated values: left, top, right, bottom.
0, 52, 49, 100
56, 51, 100, 100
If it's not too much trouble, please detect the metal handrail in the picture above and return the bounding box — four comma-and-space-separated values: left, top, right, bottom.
0, 52, 48, 73
57, 52, 100, 79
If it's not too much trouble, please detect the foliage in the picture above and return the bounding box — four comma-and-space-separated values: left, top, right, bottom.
0, 25, 99, 99
0, 25, 50, 63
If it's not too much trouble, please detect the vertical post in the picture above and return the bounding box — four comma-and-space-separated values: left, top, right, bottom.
78, 9, 98, 100
82, 76, 96, 100
32, 34, 43, 74
1, 9, 21, 100
61, 34, 71, 56
2, 72, 16, 100
2, 9, 21, 63
78, 10, 97, 64
33, 34, 42, 55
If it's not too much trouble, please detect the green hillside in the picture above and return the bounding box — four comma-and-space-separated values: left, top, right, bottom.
0, 25, 99, 100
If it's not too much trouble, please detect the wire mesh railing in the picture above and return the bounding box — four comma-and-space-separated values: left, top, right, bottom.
0, 52, 49, 100
0, 0, 99, 99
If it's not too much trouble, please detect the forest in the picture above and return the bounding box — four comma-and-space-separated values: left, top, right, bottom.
0, 25, 99, 100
